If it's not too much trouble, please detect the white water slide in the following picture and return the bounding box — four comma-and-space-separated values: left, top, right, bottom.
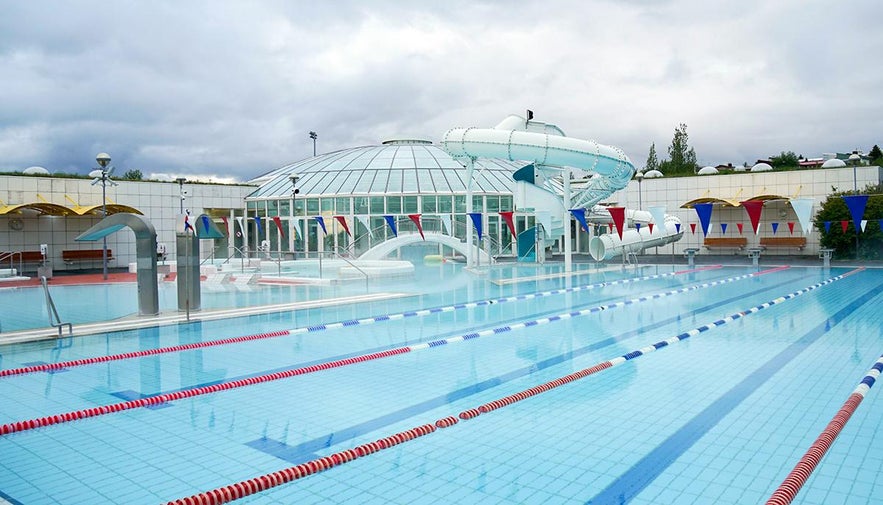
441, 114, 682, 261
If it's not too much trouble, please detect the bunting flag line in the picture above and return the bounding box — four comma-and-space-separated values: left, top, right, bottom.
407, 214, 425, 240
824, 221, 831, 233
383, 215, 398, 237
840, 220, 849, 233
842, 195, 869, 234
635, 223, 642, 232
737, 223, 744, 234
771, 222, 779, 235
235, 216, 245, 238
569, 208, 589, 233
648, 222, 654, 234
787, 222, 795, 235
693, 203, 713, 237
675, 223, 681, 233
741, 200, 764, 235
468, 212, 483, 240
720, 223, 728, 235
861, 219, 868, 233
789, 198, 814, 237
690, 223, 697, 234
253, 216, 264, 236
315, 216, 327, 235
648, 206, 666, 235
220, 216, 229, 235
272, 216, 285, 238
499, 211, 517, 236
607, 207, 626, 240
356, 215, 373, 238
334, 215, 351, 236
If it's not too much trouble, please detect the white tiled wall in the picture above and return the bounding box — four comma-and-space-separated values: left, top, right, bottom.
0, 176, 254, 271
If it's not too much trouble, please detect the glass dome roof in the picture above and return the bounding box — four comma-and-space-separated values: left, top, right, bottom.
247, 140, 523, 200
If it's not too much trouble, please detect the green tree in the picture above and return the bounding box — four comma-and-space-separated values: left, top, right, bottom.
122, 169, 143, 180
645, 142, 659, 172
770, 151, 798, 168
813, 183, 883, 260
661, 123, 697, 175
869, 144, 882, 166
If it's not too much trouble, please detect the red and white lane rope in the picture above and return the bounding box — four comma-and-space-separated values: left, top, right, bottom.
165, 268, 861, 505
0, 266, 722, 379
766, 354, 883, 505
0, 268, 767, 436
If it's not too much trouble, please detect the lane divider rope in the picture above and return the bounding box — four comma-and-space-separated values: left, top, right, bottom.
0, 265, 723, 379
165, 267, 862, 505
0, 267, 761, 436
766, 353, 883, 505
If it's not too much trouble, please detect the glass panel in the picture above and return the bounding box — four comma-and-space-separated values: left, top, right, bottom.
386, 196, 402, 214
306, 198, 319, 214
267, 200, 279, 215
421, 196, 437, 213
454, 195, 466, 213
278, 200, 290, 215
473, 195, 484, 211
354, 197, 369, 214
370, 197, 385, 214
486, 196, 500, 212
386, 169, 403, 193
335, 197, 351, 213
321, 198, 334, 212
500, 195, 513, 212
403, 195, 418, 213
438, 196, 453, 213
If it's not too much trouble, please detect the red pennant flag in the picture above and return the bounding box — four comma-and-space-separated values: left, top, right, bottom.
607, 207, 626, 240
787, 222, 795, 234
690, 223, 697, 234
499, 211, 516, 236
648, 222, 654, 234
840, 220, 849, 232
272, 216, 285, 238
220, 216, 229, 235
334, 215, 351, 236
741, 200, 764, 235
607, 222, 614, 233
737, 223, 743, 234
408, 214, 425, 240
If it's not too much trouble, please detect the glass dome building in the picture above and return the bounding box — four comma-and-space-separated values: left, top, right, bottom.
243, 139, 524, 259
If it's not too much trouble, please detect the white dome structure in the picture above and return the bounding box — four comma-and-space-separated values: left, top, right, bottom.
643, 169, 664, 178
751, 162, 773, 172
697, 166, 719, 175
22, 166, 49, 175
821, 158, 847, 168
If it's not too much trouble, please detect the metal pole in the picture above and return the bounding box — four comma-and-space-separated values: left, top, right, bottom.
102, 176, 108, 280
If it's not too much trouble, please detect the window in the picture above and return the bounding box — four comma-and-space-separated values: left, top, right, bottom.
386, 196, 402, 214
370, 197, 385, 214
335, 197, 350, 213
403, 195, 418, 213
422, 196, 437, 213
354, 197, 369, 214
306, 198, 319, 214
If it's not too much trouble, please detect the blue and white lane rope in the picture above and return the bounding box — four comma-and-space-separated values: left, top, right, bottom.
460, 267, 865, 419
0, 266, 721, 378
298, 265, 722, 333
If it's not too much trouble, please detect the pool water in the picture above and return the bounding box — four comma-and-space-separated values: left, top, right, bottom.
1, 263, 882, 504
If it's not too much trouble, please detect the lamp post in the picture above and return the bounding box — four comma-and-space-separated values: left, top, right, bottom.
635, 171, 644, 210
289, 174, 300, 259
175, 177, 187, 214
91, 152, 117, 280
309, 131, 317, 157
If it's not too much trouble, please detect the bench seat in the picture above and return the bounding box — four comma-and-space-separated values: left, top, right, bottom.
703, 237, 748, 249
759, 237, 806, 250
62, 249, 114, 264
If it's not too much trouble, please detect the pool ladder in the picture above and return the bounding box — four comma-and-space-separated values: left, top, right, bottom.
41, 276, 72, 338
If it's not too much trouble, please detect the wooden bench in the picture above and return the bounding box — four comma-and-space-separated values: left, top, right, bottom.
759, 237, 806, 250
1, 251, 44, 263
703, 237, 748, 250
62, 249, 114, 264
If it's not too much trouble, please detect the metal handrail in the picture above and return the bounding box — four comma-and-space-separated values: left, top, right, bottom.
0, 251, 23, 277
41, 276, 72, 338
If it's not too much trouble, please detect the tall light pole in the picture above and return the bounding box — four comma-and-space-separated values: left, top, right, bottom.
91, 152, 117, 280
289, 174, 300, 260
175, 177, 187, 214
635, 171, 644, 210
309, 131, 317, 157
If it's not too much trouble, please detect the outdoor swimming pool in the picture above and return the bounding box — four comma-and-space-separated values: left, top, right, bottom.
1, 262, 882, 504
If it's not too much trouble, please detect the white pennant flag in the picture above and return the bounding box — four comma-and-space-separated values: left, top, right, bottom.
861, 219, 868, 233
291, 217, 300, 238
356, 215, 374, 238
789, 198, 814, 236
440, 214, 452, 235
648, 206, 666, 234
235, 216, 245, 237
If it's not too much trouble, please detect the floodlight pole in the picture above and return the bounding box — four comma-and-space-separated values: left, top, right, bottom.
309, 131, 317, 157
96, 153, 112, 280
176, 177, 187, 214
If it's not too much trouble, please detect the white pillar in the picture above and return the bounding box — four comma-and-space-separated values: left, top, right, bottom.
465, 157, 475, 267
563, 167, 573, 273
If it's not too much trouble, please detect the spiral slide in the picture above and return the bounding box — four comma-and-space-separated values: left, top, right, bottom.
441, 115, 683, 261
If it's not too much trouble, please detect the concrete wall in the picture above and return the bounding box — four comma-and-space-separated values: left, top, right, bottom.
0, 175, 254, 272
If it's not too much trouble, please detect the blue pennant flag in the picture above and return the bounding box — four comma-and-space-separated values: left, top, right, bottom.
675, 223, 681, 233
315, 216, 327, 235
468, 212, 483, 240
771, 222, 779, 235
842, 195, 869, 234
383, 215, 397, 237
824, 221, 831, 233
569, 208, 590, 232
253, 216, 263, 235
720, 223, 728, 234
693, 203, 713, 237
200, 215, 211, 235
635, 223, 641, 232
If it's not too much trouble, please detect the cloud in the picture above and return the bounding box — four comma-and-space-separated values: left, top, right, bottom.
0, 0, 881, 181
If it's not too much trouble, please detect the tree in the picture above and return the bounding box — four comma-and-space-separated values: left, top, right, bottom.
645, 143, 659, 172
660, 123, 697, 175
870, 144, 882, 166
122, 169, 143, 180
813, 183, 883, 260
770, 151, 799, 168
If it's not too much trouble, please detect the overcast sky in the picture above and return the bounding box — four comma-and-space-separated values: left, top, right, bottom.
1, 0, 881, 182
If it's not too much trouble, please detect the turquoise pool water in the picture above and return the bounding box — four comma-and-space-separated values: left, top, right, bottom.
1, 263, 882, 504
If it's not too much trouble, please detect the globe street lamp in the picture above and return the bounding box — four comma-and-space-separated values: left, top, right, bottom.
635, 170, 644, 210
91, 152, 117, 280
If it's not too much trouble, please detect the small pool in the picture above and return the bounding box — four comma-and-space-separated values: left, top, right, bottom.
1, 263, 881, 504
